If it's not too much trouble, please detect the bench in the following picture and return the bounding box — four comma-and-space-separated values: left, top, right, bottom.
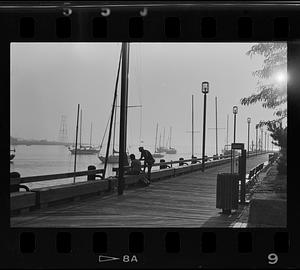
32, 179, 110, 208
10, 191, 36, 213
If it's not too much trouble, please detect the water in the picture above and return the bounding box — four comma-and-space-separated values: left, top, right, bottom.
10, 145, 216, 189
10, 145, 115, 189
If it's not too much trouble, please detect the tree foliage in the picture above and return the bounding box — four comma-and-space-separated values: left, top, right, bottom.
242, 43, 287, 174
241, 42, 287, 126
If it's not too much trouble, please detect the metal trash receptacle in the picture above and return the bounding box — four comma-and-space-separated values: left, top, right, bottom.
216, 173, 239, 213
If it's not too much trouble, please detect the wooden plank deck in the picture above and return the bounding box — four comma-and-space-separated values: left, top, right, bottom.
11, 154, 270, 228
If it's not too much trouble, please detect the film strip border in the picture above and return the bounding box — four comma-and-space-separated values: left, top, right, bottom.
8, 229, 291, 268
1, 3, 299, 269
0, 4, 299, 40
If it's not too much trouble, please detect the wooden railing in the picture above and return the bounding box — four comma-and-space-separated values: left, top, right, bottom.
10, 151, 271, 186
10, 168, 104, 185
112, 154, 234, 174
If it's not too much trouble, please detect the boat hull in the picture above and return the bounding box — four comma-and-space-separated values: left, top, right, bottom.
98, 155, 130, 164
98, 155, 119, 163
69, 148, 99, 155
165, 148, 177, 154
156, 147, 167, 153
153, 153, 164, 158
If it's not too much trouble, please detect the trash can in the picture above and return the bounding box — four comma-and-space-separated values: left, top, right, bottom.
216, 173, 239, 214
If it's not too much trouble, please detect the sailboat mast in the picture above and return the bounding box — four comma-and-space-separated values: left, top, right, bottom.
192, 95, 194, 157
154, 123, 158, 152
73, 104, 80, 183
89, 122, 92, 147
163, 127, 165, 148
215, 96, 218, 156
169, 127, 172, 148
79, 109, 82, 147
159, 132, 162, 148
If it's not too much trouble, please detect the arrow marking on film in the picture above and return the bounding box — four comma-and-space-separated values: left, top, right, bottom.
99, 255, 120, 263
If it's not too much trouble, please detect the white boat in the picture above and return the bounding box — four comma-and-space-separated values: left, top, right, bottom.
165, 127, 177, 154
69, 111, 99, 155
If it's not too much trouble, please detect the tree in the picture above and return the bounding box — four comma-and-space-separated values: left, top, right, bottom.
241, 43, 287, 174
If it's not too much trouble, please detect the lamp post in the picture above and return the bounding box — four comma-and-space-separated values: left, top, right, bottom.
232, 105, 238, 173
201, 81, 209, 172
233, 106, 238, 143
256, 124, 258, 156
247, 117, 251, 157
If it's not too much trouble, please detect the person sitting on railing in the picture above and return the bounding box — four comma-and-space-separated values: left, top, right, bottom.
126, 154, 150, 186
127, 154, 142, 175
139, 147, 155, 180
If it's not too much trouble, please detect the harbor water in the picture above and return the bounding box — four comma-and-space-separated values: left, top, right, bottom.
10, 144, 217, 189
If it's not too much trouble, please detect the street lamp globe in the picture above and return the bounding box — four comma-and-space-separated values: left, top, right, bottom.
247, 117, 251, 123
202, 81, 209, 94
233, 105, 238, 114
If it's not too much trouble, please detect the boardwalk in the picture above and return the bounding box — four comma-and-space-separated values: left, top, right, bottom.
11, 154, 270, 227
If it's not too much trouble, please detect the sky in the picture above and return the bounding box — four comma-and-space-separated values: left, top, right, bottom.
10, 42, 286, 156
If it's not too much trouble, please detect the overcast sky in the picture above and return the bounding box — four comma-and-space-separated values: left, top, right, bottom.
10, 42, 284, 155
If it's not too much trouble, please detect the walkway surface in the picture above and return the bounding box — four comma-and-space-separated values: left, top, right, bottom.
11, 154, 270, 228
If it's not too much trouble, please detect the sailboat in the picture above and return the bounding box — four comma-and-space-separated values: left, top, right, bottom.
69, 110, 99, 155
153, 123, 164, 158
165, 126, 177, 154
156, 127, 168, 153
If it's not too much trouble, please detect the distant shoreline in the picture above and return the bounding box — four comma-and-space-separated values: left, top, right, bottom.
12, 141, 72, 146
11, 137, 72, 146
